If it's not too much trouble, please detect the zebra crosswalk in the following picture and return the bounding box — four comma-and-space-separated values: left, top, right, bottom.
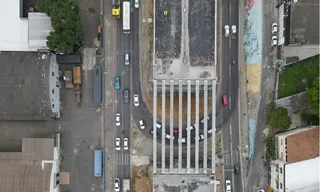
223, 151, 240, 167
115, 154, 130, 166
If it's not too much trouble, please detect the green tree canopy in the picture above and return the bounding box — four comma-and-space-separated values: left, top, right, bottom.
267, 102, 292, 131
308, 77, 320, 116
36, 0, 83, 54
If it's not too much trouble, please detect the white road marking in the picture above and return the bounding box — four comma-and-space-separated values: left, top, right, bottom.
229, 124, 232, 135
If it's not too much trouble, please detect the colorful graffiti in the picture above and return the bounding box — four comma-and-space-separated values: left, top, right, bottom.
244, 0, 263, 65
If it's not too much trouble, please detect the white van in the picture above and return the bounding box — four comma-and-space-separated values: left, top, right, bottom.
124, 53, 130, 65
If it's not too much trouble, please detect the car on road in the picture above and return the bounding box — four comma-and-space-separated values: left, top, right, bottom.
115, 113, 121, 126
224, 25, 230, 37
134, 0, 139, 8
114, 77, 120, 90
234, 164, 240, 175
115, 138, 121, 150
123, 138, 129, 150
222, 94, 228, 106
271, 23, 278, 34
124, 89, 129, 103
139, 120, 145, 129
114, 178, 120, 192
133, 94, 139, 106
124, 53, 130, 65
231, 25, 236, 39
225, 180, 231, 192
150, 129, 160, 138
271, 35, 278, 47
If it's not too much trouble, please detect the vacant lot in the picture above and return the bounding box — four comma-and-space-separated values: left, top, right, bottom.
133, 165, 153, 192
278, 55, 319, 98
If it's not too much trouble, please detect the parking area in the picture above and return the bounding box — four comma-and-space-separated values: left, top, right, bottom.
154, 0, 216, 80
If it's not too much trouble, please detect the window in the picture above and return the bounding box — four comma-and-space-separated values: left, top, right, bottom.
280, 167, 282, 173
52, 89, 54, 94
280, 182, 283, 189
52, 72, 54, 76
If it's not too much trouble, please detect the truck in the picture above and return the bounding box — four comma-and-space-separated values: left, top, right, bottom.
94, 150, 103, 177
123, 179, 130, 192
122, 1, 131, 34
73, 66, 82, 106
112, 0, 120, 19
63, 70, 73, 88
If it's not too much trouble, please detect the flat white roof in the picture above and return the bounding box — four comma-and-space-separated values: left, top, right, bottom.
285, 156, 320, 192
0, 0, 29, 51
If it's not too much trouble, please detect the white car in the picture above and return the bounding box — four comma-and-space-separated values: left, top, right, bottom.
226, 180, 231, 192
271, 36, 278, 47
185, 124, 195, 131
231, 25, 236, 39
271, 23, 278, 34
224, 25, 230, 37
114, 178, 120, 192
115, 113, 121, 126
139, 120, 145, 129
200, 116, 210, 124
134, 94, 139, 106
123, 138, 129, 150
115, 138, 121, 150
134, 0, 139, 8
195, 134, 204, 140
257, 190, 266, 192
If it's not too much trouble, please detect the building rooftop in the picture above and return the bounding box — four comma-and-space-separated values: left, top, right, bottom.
290, 0, 319, 45
0, 0, 52, 51
0, 51, 60, 120
0, 138, 54, 192
285, 156, 320, 192
286, 127, 319, 164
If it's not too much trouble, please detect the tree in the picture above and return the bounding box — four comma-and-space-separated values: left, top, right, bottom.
267, 102, 292, 131
36, 0, 83, 54
35, 0, 57, 15
265, 136, 276, 160
308, 77, 320, 116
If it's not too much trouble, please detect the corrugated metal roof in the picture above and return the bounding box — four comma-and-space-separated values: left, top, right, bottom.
28, 13, 53, 50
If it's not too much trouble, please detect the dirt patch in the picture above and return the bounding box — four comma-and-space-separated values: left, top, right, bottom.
133, 165, 153, 192
215, 166, 223, 192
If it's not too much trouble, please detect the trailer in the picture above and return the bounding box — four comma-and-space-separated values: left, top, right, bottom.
123, 179, 130, 192
94, 150, 103, 177
122, 1, 131, 34
73, 66, 82, 106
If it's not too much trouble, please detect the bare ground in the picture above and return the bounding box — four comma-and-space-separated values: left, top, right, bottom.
133, 165, 153, 192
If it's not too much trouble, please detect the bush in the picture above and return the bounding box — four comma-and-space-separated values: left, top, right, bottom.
265, 136, 276, 160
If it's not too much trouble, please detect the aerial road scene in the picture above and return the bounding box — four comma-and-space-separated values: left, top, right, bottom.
0, 0, 319, 192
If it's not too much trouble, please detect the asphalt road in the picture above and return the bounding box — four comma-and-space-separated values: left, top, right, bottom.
113, 2, 132, 182
220, 0, 242, 191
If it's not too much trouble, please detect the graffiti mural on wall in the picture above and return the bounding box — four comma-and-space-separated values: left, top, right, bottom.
244, 0, 263, 65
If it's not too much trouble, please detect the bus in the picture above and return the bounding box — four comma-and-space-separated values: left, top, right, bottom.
94, 149, 103, 177
122, 1, 130, 34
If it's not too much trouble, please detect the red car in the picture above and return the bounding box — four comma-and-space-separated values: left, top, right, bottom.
222, 94, 228, 106
173, 129, 179, 135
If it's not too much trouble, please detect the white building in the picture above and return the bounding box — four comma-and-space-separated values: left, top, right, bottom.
0, 0, 52, 51
270, 126, 320, 192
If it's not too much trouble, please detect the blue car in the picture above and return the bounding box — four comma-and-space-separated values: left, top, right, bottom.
114, 77, 120, 90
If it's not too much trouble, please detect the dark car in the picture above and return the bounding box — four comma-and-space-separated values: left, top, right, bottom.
234, 164, 240, 175
124, 89, 129, 103
150, 129, 160, 138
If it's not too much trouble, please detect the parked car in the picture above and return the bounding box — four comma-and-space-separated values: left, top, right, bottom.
150, 129, 160, 138
185, 124, 195, 131
225, 180, 231, 192
115, 113, 121, 126
114, 77, 120, 90
234, 164, 240, 175
134, 0, 139, 8
123, 138, 129, 150
139, 120, 145, 129
224, 25, 230, 37
271, 23, 278, 34
134, 94, 139, 106
114, 178, 120, 192
124, 53, 130, 65
123, 89, 129, 103
271, 36, 278, 47
222, 94, 228, 106
173, 129, 179, 135
179, 138, 186, 143
115, 138, 121, 150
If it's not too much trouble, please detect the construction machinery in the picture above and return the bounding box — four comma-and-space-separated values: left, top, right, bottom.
112, 0, 120, 19
73, 66, 82, 106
